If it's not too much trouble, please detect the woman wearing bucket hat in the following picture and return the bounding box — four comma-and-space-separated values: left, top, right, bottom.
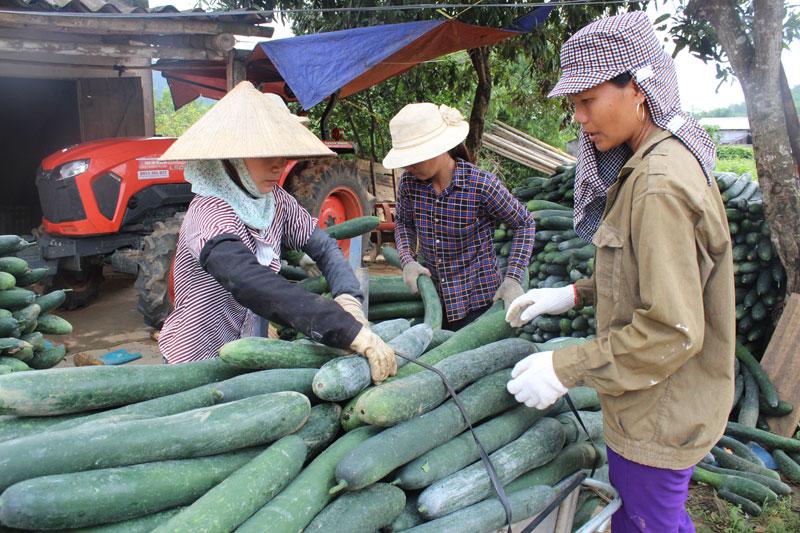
384, 103, 536, 330
505, 12, 734, 531
157, 82, 396, 383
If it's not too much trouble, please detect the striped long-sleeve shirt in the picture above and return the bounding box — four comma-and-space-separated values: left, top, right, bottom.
158, 187, 316, 364
394, 160, 535, 322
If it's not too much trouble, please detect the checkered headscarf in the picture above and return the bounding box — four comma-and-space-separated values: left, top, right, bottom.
549, 11, 716, 241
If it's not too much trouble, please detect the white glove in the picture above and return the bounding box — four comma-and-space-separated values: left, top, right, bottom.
506, 351, 568, 410
505, 285, 576, 328
298, 254, 322, 277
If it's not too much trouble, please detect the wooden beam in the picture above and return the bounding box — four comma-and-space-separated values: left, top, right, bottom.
139, 33, 236, 53
488, 128, 566, 168
0, 11, 274, 38
0, 49, 152, 69
482, 140, 553, 174
0, 37, 224, 61
495, 121, 575, 160
483, 132, 563, 172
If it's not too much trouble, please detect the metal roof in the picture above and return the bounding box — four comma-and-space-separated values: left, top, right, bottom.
0, 0, 271, 23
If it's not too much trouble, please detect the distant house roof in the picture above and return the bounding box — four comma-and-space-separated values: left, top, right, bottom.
698, 117, 750, 131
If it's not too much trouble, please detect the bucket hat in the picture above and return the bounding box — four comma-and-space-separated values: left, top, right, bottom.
161, 81, 334, 161
382, 103, 470, 169
548, 11, 715, 241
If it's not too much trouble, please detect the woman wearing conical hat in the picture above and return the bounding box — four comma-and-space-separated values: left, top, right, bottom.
383, 103, 536, 331
158, 82, 396, 383
505, 12, 734, 531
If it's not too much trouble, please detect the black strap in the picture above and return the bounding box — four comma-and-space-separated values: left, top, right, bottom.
520, 471, 587, 533
394, 351, 514, 533
563, 392, 600, 478
393, 353, 600, 533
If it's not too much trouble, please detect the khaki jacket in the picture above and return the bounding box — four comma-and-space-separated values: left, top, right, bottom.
553, 129, 736, 469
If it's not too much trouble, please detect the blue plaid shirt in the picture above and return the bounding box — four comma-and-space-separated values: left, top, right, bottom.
394, 160, 535, 322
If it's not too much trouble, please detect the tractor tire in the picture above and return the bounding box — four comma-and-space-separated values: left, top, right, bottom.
284, 159, 374, 228
53, 262, 104, 310
136, 212, 184, 329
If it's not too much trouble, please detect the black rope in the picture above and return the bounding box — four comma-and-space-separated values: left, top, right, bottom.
394, 351, 514, 533
519, 393, 600, 533
520, 470, 587, 533
395, 351, 601, 532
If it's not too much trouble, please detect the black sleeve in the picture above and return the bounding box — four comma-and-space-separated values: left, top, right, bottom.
301, 227, 363, 300
199, 233, 362, 348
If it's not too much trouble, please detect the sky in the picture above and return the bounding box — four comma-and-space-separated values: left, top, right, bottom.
150, 0, 799, 113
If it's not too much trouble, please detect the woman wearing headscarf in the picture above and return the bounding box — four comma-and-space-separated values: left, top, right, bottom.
383, 103, 536, 331
158, 82, 396, 383
505, 12, 735, 531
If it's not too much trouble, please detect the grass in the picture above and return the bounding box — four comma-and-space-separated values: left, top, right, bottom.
716, 144, 758, 179
716, 158, 758, 178
688, 484, 800, 533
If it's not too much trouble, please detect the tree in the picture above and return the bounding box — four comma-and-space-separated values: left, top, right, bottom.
154, 90, 213, 137
669, 1, 800, 294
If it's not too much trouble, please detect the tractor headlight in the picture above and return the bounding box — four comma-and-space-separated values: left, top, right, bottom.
58, 159, 90, 180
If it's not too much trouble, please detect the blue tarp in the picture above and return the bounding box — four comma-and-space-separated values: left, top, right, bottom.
251, 7, 553, 109
257, 20, 446, 109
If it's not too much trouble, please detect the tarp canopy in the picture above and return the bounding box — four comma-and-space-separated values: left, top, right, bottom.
158, 7, 553, 110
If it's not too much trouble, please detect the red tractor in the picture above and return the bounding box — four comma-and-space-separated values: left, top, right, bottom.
36, 134, 374, 327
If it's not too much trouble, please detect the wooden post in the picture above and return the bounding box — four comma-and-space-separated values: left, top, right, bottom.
226, 52, 246, 92
760, 293, 800, 436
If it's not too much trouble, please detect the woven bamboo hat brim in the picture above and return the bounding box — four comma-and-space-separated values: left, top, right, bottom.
161, 81, 334, 161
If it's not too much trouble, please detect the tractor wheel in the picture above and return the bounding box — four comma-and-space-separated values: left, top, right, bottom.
53, 261, 104, 310
136, 212, 184, 328
284, 160, 374, 256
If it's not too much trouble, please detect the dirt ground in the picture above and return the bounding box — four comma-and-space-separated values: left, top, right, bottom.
55, 271, 162, 366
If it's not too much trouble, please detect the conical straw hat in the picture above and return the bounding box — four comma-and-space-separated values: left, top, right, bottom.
161, 81, 334, 161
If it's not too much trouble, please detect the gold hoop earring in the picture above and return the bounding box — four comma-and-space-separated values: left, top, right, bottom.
636, 102, 646, 123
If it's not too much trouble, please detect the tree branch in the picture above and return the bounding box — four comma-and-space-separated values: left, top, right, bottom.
686, 0, 754, 82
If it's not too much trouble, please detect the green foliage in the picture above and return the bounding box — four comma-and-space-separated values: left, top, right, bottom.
713, 142, 757, 178
154, 90, 213, 138
716, 158, 757, 177
693, 85, 799, 119
704, 125, 722, 145
718, 145, 754, 160
696, 102, 748, 118
669, 2, 800, 84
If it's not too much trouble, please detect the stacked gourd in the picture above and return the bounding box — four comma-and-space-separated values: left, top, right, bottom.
0, 308, 612, 532
494, 167, 786, 356
0, 235, 72, 373
278, 216, 441, 332
691, 342, 800, 516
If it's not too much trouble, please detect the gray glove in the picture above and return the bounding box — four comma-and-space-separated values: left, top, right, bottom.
298, 253, 322, 277
402, 261, 431, 294
335, 293, 368, 327
350, 327, 397, 383
493, 277, 524, 310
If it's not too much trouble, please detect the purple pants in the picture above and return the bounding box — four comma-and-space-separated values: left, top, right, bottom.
607, 447, 695, 532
